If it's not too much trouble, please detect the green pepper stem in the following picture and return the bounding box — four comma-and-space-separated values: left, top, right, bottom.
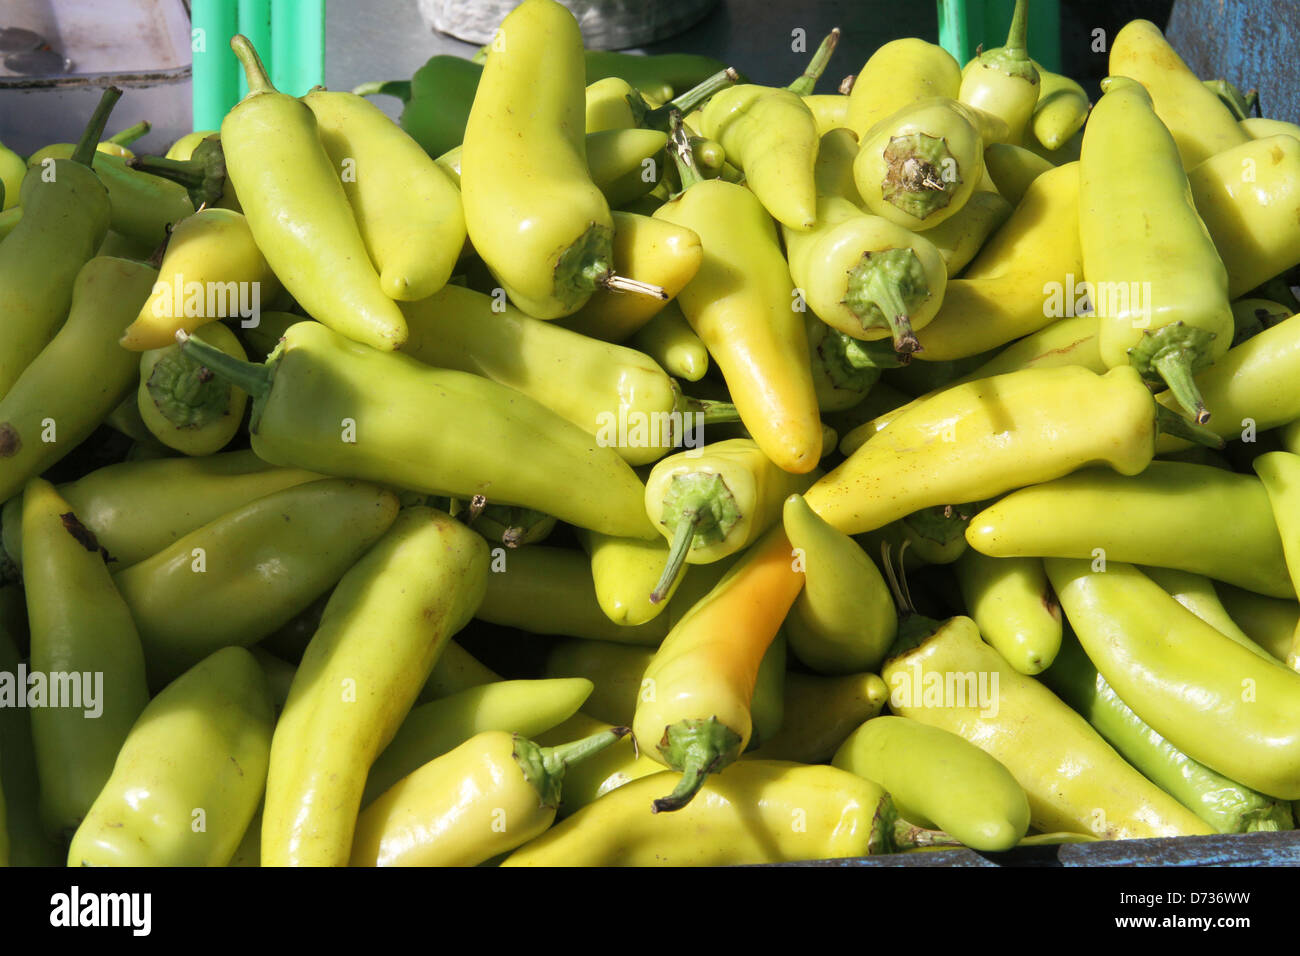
1005, 0, 1029, 53
650, 511, 699, 605
72, 87, 123, 167
788, 28, 841, 96
665, 111, 704, 192
651, 717, 742, 813
686, 398, 742, 426
352, 79, 411, 102
176, 331, 273, 406
108, 120, 150, 146
231, 34, 276, 96
892, 819, 964, 851
128, 154, 206, 189
540, 726, 630, 778
846, 253, 922, 355
1152, 350, 1211, 424
1154, 404, 1224, 449
642, 67, 740, 130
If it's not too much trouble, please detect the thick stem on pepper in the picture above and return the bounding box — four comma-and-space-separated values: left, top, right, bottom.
787, 28, 841, 97
514, 727, 630, 809
652, 717, 742, 813
73, 87, 124, 167
650, 472, 741, 604
843, 246, 929, 354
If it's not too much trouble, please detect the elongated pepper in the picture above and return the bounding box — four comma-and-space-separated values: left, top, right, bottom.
645, 439, 816, 603
653, 120, 822, 473
180, 320, 656, 539
1080, 76, 1232, 422
262, 508, 488, 866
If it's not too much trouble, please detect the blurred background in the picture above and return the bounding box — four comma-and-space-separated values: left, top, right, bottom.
0, 0, 1295, 155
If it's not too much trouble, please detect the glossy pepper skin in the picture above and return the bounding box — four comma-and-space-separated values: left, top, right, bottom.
846, 39, 962, 139
26, 143, 194, 248
966, 462, 1292, 598
632, 526, 803, 811
805, 365, 1157, 537
696, 84, 820, 231
363, 678, 593, 807
304, 89, 465, 302
577, 529, 686, 627
1108, 20, 1247, 169
223, 36, 407, 350
1143, 566, 1274, 660
559, 212, 703, 344
847, 313, 1103, 450
748, 670, 888, 764
782, 494, 896, 674
399, 282, 697, 467
919, 189, 1012, 277
0, 256, 157, 504
351, 727, 627, 867
834, 715, 1031, 851
1030, 63, 1089, 151
953, 551, 1061, 675
644, 439, 816, 602
262, 508, 487, 866
1080, 76, 1232, 423
957, 0, 1038, 146
120, 208, 279, 351
23, 478, 150, 842
785, 196, 947, 354
883, 614, 1214, 839
1188, 136, 1300, 301
68, 647, 273, 866
653, 130, 822, 473
1048, 559, 1300, 801
0, 90, 115, 399
628, 301, 708, 382
0, 450, 320, 575
0, 627, 65, 865
855, 98, 986, 232
503, 760, 939, 866
911, 162, 1081, 360
461, 0, 621, 319
1042, 629, 1292, 834
137, 321, 248, 456
182, 321, 656, 540
1253, 453, 1300, 660
115, 478, 400, 685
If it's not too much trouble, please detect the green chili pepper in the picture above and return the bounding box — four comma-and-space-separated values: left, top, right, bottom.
644, 438, 817, 603
0, 139, 24, 210
68, 647, 273, 866
812, 126, 865, 205
858, 504, 974, 569
782, 493, 896, 674
1042, 626, 1292, 834
748, 630, 787, 751
27, 132, 194, 247
137, 321, 248, 457
0, 256, 157, 504
834, 715, 1031, 851
0, 449, 321, 577
22, 478, 150, 842
448, 497, 556, 550
577, 529, 686, 627
953, 551, 1061, 675
128, 134, 240, 213
114, 478, 400, 685
1049, 559, 1300, 800
919, 189, 1013, 277
363, 677, 593, 808
966, 461, 1293, 598
354, 54, 482, 158
417, 641, 503, 702
181, 320, 655, 539
262, 507, 488, 866
983, 142, 1052, 205
0, 89, 117, 399
224, 36, 408, 350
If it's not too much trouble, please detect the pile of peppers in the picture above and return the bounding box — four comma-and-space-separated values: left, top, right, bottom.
3, 0, 1300, 867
